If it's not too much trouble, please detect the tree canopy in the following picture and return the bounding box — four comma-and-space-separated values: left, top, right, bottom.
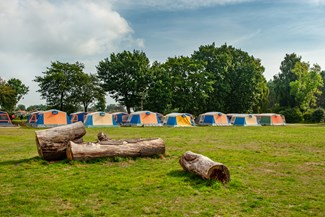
97, 50, 150, 113
34, 61, 105, 114
0, 77, 29, 112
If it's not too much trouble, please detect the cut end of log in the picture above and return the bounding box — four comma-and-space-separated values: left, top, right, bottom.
208, 165, 230, 184
97, 132, 110, 142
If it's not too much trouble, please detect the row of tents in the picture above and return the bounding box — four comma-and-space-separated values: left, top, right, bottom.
0, 110, 286, 128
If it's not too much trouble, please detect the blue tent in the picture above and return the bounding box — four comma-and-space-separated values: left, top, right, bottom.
70, 112, 88, 123
164, 113, 195, 127
84, 112, 118, 127
127, 111, 162, 126
28, 109, 71, 128
112, 112, 129, 125
0, 111, 13, 126
233, 114, 260, 126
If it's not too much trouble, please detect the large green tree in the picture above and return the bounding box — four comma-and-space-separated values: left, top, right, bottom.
192, 43, 268, 113
34, 61, 103, 114
290, 63, 323, 111
0, 77, 16, 112
161, 56, 214, 116
143, 61, 174, 114
272, 53, 302, 108
97, 50, 150, 113
0, 77, 29, 112
70, 73, 105, 112
7, 78, 29, 103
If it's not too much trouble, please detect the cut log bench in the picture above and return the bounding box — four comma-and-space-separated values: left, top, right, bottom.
179, 151, 230, 183
35, 122, 86, 161
66, 138, 165, 161
35, 122, 165, 161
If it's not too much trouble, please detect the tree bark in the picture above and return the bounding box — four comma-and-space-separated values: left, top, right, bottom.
179, 151, 230, 183
66, 138, 165, 160
35, 122, 86, 161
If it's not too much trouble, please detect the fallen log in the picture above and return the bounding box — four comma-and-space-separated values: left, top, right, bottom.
35, 122, 86, 161
179, 151, 230, 183
66, 138, 165, 160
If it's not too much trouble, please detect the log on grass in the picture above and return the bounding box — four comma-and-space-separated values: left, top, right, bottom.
35, 122, 86, 161
66, 138, 165, 160
179, 151, 230, 183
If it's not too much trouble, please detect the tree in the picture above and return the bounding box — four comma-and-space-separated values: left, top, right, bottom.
143, 61, 175, 114
7, 78, 29, 103
192, 43, 268, 113
70, 73, 105, 112
316, 70, 325, 108
26, 104, 48, 112
105, 104, 126, 113
0, 77, 29, 112
34, 61, 102, 114
0, 77, 16, 112
161, 56, 214, 116
272, 53, 302, 108
97, 50, 150, 113
16, 104, 26, 111
290, 63, 323, 111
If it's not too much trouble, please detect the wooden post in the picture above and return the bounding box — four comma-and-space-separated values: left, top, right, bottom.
35, 122, 86, 161
179, 151, 230, 183
66, 138, 165, 160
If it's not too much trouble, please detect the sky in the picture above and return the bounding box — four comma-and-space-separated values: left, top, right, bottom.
1, 0, 325, 107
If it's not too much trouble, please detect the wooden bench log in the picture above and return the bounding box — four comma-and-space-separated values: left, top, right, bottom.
35, 122, 86, 161
179, 151, 230, 183
66, 138, 165, 160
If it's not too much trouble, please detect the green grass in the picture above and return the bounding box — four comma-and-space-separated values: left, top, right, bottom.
0, 125, 324, 216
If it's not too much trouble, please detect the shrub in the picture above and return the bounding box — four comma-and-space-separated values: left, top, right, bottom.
279, 107, 303, 123
303, 109, 314, 123
311, 108, 325, 123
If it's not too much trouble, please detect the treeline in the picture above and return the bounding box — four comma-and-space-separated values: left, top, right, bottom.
1, 43, 324, 123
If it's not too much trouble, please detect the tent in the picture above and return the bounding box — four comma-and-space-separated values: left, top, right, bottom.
29, 109, 70, 128
112, 112, 129, 125
84, 112, 118, 127
0, 111, 13, 126
164, 113, 195, 127
127, 111, 162, 126
198, 112, 230, 126
258, 113, 286, 126
70, 112, 88, 123
26, 111, 42, 126
232, 114, 260, 126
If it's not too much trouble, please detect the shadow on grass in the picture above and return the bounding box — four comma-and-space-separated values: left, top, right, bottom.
0, 156, 49, 166
167, 169, 223, 189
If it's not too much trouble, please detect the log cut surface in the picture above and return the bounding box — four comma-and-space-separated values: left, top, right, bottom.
35, 122, 86, 161
179, 151, 230, 183
67, 138, 165, 160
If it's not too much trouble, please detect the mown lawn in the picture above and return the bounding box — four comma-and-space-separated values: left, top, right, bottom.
0, 125, 324, 216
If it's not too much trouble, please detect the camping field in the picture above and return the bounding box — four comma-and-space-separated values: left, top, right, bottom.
0, 125, 324, 216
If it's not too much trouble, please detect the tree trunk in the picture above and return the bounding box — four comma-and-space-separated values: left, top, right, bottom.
179, 151, 230, 184
66, 138, 165, 160
35, 122, 86, 161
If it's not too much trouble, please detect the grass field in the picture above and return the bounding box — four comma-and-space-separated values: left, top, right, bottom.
0, 125, 324, 216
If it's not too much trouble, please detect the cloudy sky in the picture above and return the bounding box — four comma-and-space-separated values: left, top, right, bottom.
1, 0, 325, 107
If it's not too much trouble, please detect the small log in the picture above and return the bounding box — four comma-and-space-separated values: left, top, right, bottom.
66, 138, 165, 160
97, 132, 110, 142
179, 151, 230, 183
35, 122, 86, 161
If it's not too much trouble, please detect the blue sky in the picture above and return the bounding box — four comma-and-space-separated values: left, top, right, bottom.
1, 0, 324, 106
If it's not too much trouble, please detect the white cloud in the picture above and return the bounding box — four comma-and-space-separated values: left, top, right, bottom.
0, 0, 142, 57
112, 0, 253, 10
0, 0, 144, 106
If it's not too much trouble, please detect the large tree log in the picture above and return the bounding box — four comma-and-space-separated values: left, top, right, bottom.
179, 151, 230, 183
66, 138, 165, 160
35, 122, 86, 161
